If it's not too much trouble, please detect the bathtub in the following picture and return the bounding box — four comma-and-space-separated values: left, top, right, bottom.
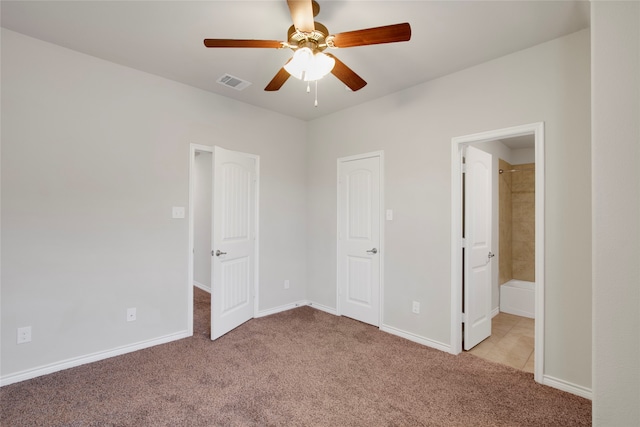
500, 279, 535, 318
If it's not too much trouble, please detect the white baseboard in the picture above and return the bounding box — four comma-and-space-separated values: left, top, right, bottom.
542, 375, 593, 400
492, 307, 500, 318
256, 300, 338, 318
306, 301, 338, 316
380, 324, 451, 353
255, 300, 311, 318
0, 330, 191, 387
193, 281, 211, 293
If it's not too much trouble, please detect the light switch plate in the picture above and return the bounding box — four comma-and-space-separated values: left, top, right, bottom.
172, 206, 185, 219
386, 209, 393, 221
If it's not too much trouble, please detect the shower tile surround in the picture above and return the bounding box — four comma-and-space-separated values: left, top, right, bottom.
499, 160, 535, 283
499, 159, 513, 285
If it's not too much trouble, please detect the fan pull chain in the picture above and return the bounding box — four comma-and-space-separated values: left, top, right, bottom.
314, 80, 318, 107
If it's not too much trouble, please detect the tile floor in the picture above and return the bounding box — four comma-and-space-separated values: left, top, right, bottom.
467, 312, 535, 373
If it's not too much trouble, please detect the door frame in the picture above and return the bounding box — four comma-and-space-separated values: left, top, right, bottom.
336, 151, 385, 326
450, 122, 545, 383
188, 143, 260, 337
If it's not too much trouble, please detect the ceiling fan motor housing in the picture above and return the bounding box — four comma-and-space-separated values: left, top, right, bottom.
287, 22, 330, 53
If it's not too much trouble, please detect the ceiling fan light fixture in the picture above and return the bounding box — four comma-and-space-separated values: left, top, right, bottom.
284, 47, 335, 81
309, 52, 335, 80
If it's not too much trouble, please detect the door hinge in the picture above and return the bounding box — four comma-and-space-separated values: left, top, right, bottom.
461, 313, 466, 323
461, 238, 466, 248
461, 163, 467, 173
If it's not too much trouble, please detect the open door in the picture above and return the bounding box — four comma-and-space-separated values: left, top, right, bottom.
463, 146, 493, 350
211, 146, 258, 340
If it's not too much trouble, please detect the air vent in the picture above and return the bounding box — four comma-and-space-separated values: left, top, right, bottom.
216, 74, 252, 91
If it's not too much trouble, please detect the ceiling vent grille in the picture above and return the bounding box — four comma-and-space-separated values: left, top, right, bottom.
216, 74, 252, 91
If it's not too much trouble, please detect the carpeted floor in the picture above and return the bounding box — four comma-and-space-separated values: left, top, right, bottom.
0, 287, 591, 426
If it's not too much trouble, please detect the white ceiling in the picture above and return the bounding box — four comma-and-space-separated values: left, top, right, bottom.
1, 1, 590, 121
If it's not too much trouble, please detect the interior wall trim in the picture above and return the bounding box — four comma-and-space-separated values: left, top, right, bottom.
542, 375, 593, 400
380, 324, 451, 354
256, 300, 338, 318
193, 281, 211, 293
0, 331, 190, 387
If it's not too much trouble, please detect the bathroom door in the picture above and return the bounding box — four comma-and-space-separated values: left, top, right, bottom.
464, 146, 493, 350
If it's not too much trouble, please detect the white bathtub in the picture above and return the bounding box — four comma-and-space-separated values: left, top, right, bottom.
500, 279, 535, 318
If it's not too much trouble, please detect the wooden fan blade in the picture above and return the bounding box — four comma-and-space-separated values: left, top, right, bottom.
326, 54, 367, 92
265, 67, 291, 91
330, 23, 411, 48
204, 39, 283, 48
287, 0, 315, 32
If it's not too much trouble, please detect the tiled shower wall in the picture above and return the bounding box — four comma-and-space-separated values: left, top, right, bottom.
499, 160, 535, 284
499, 159, 513, 285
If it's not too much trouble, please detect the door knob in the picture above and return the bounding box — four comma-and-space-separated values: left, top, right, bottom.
367, 248, 378, 254
214, 250, 227, 257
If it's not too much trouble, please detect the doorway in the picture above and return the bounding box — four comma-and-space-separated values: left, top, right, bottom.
188, 144, 260, 340
451, 123, 545, 383
192, 149, 213, 338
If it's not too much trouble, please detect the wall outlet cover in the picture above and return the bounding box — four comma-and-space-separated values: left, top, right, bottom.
172, 206, 185, 219
17, 326, 32, 344
412, 301, 420, 314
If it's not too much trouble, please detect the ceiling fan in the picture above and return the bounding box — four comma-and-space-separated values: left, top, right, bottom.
203, 0, 411, 92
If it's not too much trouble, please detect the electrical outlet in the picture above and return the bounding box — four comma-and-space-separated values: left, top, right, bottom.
284, 280, 290, 290
412, 301, 420, 314
127, 307, 137, 322
172, 206, 185, 219
17, 326, 32, 344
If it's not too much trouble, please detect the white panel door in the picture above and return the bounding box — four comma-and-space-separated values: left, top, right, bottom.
211, 146, 257, 340
464, 146, 493, 350
338, 155, 381, 326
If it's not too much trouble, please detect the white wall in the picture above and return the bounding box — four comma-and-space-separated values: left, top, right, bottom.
1, 29, 308, 381
193, 152, 212, 290
511, 148, 535, 165
591, 1, 640, 424
307, 30, 592, 390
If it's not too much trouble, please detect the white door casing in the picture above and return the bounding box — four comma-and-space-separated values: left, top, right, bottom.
463, 146, 493, 350
211, 146, 258, 340
337, 153, 382, 327
451, 122, 544, 384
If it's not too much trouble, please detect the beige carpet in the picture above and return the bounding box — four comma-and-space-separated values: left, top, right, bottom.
0, 287, 591, 426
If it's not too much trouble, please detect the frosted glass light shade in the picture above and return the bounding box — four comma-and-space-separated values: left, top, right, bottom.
284, 48, 335, 81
